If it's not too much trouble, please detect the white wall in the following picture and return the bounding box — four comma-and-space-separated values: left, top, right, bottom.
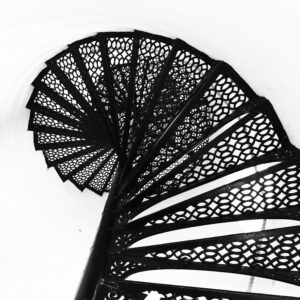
1, 0, 300, 299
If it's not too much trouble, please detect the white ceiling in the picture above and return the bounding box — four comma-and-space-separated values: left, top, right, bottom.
1, 0, 300, 299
